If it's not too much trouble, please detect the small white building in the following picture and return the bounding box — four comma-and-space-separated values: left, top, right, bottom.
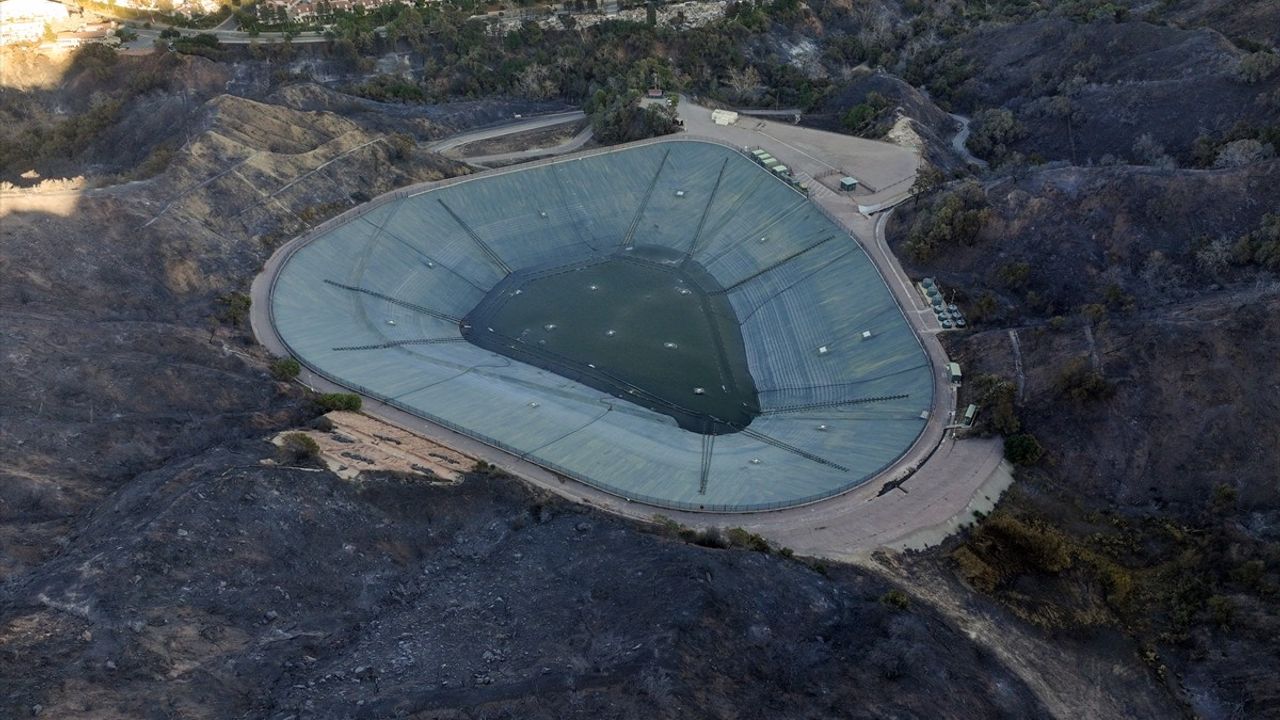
710, 108, 739, 126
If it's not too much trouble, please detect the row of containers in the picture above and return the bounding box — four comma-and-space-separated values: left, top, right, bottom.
748, 148, 810, 194
919, 277, 966, 329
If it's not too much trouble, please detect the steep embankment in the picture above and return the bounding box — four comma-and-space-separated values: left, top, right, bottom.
1, 75, 465, 577
889, 160, 1280, 717
0, 447, 1050, 719
952, 18, 1279, 165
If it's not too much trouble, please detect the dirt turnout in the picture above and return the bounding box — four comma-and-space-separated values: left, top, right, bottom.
271, 411, 474, 482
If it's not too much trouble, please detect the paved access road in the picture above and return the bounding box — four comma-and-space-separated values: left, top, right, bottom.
456, 125, 593, 167
425, 111, 587, 155
949, 113, 990, 169
124, 26, 334, 46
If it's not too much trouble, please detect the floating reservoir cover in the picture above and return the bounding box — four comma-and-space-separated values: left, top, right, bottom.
463, 246, 759, 434
270, 140, 933, 511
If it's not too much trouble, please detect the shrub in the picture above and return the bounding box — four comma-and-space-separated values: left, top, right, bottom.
1054, 358, 1113, 403
350, 74, 425, 102
1004, 433, 1043, 465
909, 164, 945, 205
965, 108, 1025, 164
586, 88, 678, 144
1206, 595, 1233, 627
981, 514, 1073, 574
1229, 560, 1265, 589
172, 32, 224, 58
1231, 212, 1280, 271
951, 545, 998, 592
1090, 557, 1135, 608
904, 180, 990, 261
996, 261, 1031, 288
270, 357, 301, 381
70, 43, 118, 79
653, 514, 682, 537
316, 392, 362, 412
970, 374, 1020, 435
1211, 483, 1238, 513
881, 589, 910, 610
1213, 138, 1273, 169
386, 133, 415, 161
690, 527, 728, 549
218, 292, 251, 326
966, 291, 1000, 324
279, 432, 320, 463
1131, 132, 1175, 168
1081, 303, 1108, 323
1100, 283, 1134, 312
840, 91, 891, 137
726, 527, 771, 553
1237, 51, 1279, 84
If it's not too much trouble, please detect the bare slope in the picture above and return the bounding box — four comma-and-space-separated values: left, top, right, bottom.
0, 86, 465, 576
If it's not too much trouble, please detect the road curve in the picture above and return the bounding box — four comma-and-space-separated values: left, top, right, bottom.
950, 113, 990, 169
425, 111, 587, 155
460, 125, 594, 167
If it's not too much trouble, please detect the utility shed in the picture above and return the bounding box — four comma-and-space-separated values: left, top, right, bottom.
711, 109, 739, 126
948, 362, 962, 383
839, 177, 858, 192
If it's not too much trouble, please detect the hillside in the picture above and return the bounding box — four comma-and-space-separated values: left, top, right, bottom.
0, 54, 1078, 719
0, 447, 1053, 718
2, 2, 1278, 717
888, 161, 1280, 717
951, 19, 1279, 166
1, 76, 467, 579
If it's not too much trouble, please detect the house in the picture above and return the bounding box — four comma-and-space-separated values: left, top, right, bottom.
0, 0, 68, 45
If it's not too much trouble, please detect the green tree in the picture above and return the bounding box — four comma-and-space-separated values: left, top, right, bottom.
881, 589, 910, 610
270, 357, 301, 380
279, 432, 320, 463
1238, 51, 1279, 84
1004, 433, 1043, 465
909, 164, 945, 205
316, 392, 362, 412
904, 180, 990, 261
839, 91, 890, 137
218, 293, 251, 326
966, 108, 1025, 164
